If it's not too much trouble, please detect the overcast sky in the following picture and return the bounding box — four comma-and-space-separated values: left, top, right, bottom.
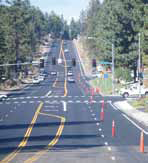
30, 0, 92, 23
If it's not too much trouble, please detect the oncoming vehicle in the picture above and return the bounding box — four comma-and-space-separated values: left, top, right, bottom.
120, 85, 148, 98
0, 94, 7, 101
68, 77, 75, 83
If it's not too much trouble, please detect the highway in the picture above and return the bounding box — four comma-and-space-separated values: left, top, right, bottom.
0, 40, 148, 163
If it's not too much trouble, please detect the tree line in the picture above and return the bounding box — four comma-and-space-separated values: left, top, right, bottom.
79, 0, 147, 72
0, 0, 79, 80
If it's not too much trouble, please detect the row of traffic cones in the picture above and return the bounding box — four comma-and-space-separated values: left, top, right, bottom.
98, 97, 145, 153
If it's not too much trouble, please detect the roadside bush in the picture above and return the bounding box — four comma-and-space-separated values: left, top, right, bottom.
115, 67, 132, 82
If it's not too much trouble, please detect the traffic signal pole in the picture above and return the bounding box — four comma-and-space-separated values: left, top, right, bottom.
138, 33, 141, 98
112, 43, 115, 95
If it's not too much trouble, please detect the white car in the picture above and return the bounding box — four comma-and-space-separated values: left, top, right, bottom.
67, 71, 73, 76
38, 76, 45, 81
68, 77, 75, 83
50, 71, 57, 75
32, 78, 40, 84
64, 49, 69, 53
120, 85, 148, 98
0, 94, 7, 101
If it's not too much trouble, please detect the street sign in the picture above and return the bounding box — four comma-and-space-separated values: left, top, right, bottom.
104, 74, 108, 79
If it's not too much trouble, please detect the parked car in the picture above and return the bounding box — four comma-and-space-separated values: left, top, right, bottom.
0, 94, 7, 101
120, 85, 148, 98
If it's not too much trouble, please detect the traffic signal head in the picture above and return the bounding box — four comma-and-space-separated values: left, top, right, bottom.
72, 58, 76, 67
52, 57, 56, 65
40, 59, 44, 68
92, 59, 96, 67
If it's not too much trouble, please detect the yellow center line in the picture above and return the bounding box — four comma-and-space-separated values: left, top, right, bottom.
24, 112, 65, 163
61, 47, 68, 97
52, 40, 63, 88
0, 102, 44, 163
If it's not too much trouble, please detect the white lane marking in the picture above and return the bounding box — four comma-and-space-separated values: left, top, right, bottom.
10, 110, 13, 113
33, 96, 39, 99
92, 114, 95, 117
29, 101, 34, 103
19, 97, 24, 100
99, 128, 102, 131
62, 101, 67, 112
104, 142, 108, 146
22, 101, 27, 104
14, 101, 19, 104
84, 100, 89, 103
110, 102, 148, 135
5, 114, 8, 118
26, 96, 31, 99
54, 96, 59, 98
108, 147, 112, 151
94, 118, 97, 121
111, 156, 116, 161
68, 96, 72, 98
13, 98, 17, 100
44, 109, 58, 112
121, 113, 148, 135
96, 123, 99, 126
101, 134, 104, 138
76, 100, 81, 103
40, 96, 45, 99
68, 101, 73, 103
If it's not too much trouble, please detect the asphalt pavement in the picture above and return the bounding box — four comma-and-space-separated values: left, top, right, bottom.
0, 40, 148, 163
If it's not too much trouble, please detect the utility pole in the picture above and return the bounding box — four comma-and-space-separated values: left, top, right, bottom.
138, 33, 141, 98
112, 43, 115, 95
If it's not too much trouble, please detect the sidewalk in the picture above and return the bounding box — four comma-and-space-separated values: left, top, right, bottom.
114, 100, 148, 127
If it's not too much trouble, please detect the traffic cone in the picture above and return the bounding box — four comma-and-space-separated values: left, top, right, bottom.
112, 120, 115, 137
102, 98, 105, 109
96, 88, 100, 94
90, 96, 93, 104
100, 107, 104, 121
140, 131, 144, 153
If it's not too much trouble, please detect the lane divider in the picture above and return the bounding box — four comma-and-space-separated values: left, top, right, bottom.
0, 102, 44, 163
24, 113, 65, 163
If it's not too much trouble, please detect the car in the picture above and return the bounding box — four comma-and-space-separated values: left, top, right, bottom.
64, 49, 69, 52
67, 71, 73, 76
50, 71, 57, 75
68, 77, 75, 83
38, 75, 45, 81
119, 85, 148, 98
0, 94, 7, 101
32, 78, 40, 84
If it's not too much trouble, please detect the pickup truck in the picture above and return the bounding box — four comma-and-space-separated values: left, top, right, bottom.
120, 85, 148, 98
0, 94, 7, 101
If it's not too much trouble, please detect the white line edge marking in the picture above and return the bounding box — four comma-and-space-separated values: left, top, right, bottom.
62, 101, 67, 112
110, 102, 148, 135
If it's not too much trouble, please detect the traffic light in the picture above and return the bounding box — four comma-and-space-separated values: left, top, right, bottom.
72, 58, 76, 67
92, 59, 96, 67
40, 59, 44, 68
52, 57, 56, 65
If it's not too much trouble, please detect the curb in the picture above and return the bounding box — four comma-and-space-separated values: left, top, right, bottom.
113, 100, 148, 127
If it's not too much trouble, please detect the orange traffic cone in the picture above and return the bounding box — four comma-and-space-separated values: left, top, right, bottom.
112, 120, 115, 137
140, 131, 144, 153
100, 108, 104, 121
102, 98, 105, 109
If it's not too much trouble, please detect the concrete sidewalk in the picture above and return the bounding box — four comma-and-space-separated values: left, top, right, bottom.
114, 100, 148, 127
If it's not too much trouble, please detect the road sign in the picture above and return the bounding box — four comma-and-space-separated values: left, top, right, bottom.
104, 74, 108, 79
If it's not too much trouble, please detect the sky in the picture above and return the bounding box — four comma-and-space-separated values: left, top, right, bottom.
30, 0, 90, 23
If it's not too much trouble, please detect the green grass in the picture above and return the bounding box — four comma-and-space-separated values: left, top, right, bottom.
90, 77, 112, 95
128, 97, 148, 112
